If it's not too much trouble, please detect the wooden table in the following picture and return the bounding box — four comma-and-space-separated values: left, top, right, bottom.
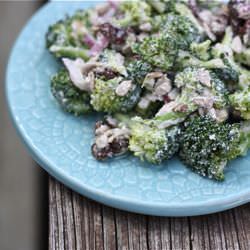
49, 177, 250, 250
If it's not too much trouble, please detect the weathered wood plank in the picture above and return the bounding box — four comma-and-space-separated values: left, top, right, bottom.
103, 206, 117, 250
49, 177, 250, 250
170, 217, 190, 250
233, 204, 250, 250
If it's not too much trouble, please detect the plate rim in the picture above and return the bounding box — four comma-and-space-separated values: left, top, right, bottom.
5, 1, 250, 216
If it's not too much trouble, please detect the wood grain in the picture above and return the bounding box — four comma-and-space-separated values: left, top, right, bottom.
49, 177, 250, 250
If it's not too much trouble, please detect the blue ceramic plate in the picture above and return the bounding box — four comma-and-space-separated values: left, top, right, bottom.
6, 1, 250, 216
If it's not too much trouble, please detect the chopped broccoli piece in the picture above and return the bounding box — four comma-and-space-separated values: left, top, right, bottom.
213, 57, 239, 87
127, 60, 152, 84
190, 40, 211, 61
229, 88, 250, 120
235, 49, 250, 67
51, 69, 92, 115
91, 77, 141, 113
49, 45, 89, 60
115, 1, 152, 27
147, 0, 178, 13
46, 10, 91, 60
116, 114, 181, 164
180, 116, 250, 181
132, 34, 177, 70
212, 27, 250, 89
160, 13, 200, 50
98, 49, 127, 76
175, 2, 205, 34
176, 50, 226, 70
129, 117, 180, 164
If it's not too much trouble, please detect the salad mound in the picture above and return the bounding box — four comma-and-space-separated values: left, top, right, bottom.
46, 0, 250, 181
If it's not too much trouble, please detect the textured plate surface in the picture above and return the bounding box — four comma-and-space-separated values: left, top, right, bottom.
6, 1, 250, 216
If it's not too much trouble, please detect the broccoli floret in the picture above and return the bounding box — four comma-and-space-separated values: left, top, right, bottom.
127, 60, 152, 84
213, 57, 239, 87
132, 34, 177, 70
115, 1, 152, 27
180, 116, 250, 181
98, 50, 127, 76
46, 10, 91, 60
160, 13, 200, 50
129, 117, 180, 164
235, 49, 250, 67
91, 77, 141, 113
116, 114, 181, 164
176, 50, 226, 71
51, 69, 92, 115
229, 88, 250, 120
147, 0, 178, 13
190, 40, 211, 61
212, 27, 250, 89
175, 2, 205, 34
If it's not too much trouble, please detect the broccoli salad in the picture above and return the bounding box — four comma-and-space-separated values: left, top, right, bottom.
46, 0, 250, 181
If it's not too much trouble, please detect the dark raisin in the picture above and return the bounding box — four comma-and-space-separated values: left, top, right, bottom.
110, 138, 129, 154
95, 68, 118, 80
91, 144, 113, 160
97, 23, 127, 45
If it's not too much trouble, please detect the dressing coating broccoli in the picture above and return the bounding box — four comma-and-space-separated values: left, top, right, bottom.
160, 13, 200, 50
180, 116, 250, 181
211, 27, 250, 88
175, 2, 205, 34
127, 60, 152, 84
51, 69, 92, 115
115, 1, 152, 27
132, 34, 177, 70
129, 117, 180, 164
235, 49, 250, 67
190, 40, 211, 61
176, 50, 226, 70
90, 77, 141, 113
229, 87, 250, 120
98, 49, 127, 76
147, 0, 178, 14
116, 114, 181, 164
46, 10, 91, 60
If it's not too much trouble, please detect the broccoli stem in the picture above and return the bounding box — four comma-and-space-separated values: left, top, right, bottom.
177, 51, 226, 70
49, 45, 89, 60
222, 26, 233, 46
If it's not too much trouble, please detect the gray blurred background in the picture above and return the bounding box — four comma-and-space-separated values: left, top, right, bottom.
0, 2, 47, 250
